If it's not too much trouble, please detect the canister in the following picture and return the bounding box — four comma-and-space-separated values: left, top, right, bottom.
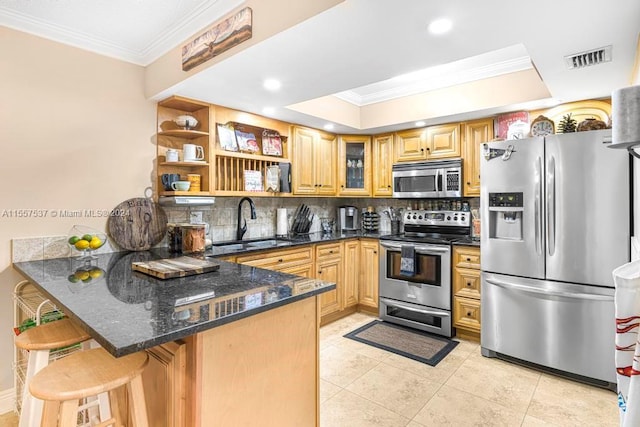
181, 224, 206, 253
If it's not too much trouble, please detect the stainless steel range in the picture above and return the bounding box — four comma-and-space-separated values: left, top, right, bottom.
379, 210, 471, 337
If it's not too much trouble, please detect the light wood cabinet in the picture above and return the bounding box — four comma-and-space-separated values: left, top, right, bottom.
372, 134, 394, 197
235, 246, 314, 273
292, 126, 338, 195
157, 96, 211, 197
359, 240, 379, 311
462, 118, 493, 196
426, 123, 461, 159
343, 240, 360, 308
394, 123, 461, 163
143, 340, 189, 427
316, 243, 343, 317
395, 127, 427, 162
453, 245, 481, 339
338, 135, 371, 196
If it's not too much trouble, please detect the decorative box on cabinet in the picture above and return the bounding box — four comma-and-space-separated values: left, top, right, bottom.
452, 246, 481, 340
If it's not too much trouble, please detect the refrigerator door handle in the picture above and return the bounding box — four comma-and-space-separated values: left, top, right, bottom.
535, 156, 543, 255
546, 156, 556, 256
485, 278, 613, 301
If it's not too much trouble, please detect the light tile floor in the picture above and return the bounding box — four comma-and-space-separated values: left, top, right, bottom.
0, 312, 619, 427
320, 312, 618, 427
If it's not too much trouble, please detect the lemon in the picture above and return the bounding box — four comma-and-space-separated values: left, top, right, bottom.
82, 234, 93, 241
81, 276, 92, 283
75, 239, 90, 250
77, 271, 90, 281
68, 236, 80, 245
89, 237, 103, 249
89, 268, 103, 279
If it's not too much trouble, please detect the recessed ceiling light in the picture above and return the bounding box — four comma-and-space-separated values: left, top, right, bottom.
263, 78, 281, 91
262, 107, 275, 115
415, 121, 426, 127
324, 123, 335, 130
428, 18, 452, 35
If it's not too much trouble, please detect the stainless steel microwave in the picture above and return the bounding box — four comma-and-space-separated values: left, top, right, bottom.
392, 159, 462, 198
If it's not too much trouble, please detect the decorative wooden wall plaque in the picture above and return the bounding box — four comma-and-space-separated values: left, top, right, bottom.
182, 7, 253, 72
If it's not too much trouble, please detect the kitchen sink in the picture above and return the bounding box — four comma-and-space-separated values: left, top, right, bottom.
211, 237, 292, 250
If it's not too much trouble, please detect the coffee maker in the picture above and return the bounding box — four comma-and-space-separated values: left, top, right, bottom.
337, 206, 359, 232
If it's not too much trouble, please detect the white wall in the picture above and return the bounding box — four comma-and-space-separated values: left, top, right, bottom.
0, 27, 156, 393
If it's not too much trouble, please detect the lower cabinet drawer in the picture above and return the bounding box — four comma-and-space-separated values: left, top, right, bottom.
453, 296, 481, 333
236, 247, 313, 270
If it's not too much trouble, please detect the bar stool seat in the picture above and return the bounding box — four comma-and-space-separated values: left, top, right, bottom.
29, 348, 149, 427
15, 318, 91, 427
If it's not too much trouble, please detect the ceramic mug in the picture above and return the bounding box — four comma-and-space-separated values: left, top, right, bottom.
183, 144, 204, 161
161, 173, 180, 190
166, 149, 179, 162
171, 181, 191, 191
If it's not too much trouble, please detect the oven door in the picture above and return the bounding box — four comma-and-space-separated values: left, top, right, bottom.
379, 297, 452, 337
378, 241, 451, 309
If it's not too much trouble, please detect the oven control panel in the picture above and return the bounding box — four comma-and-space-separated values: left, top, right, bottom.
404, 210, 470, 227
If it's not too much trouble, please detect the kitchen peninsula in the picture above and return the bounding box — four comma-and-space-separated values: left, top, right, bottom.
13, 250, 335, 426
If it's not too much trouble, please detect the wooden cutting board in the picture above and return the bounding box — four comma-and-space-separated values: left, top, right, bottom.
132, 256, 220, 279
107, 198, 168, 251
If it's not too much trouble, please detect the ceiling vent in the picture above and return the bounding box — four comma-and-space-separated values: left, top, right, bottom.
565, 46, 612, 69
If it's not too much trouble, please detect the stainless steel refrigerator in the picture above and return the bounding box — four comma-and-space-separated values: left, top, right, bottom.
480, 129, 630, 390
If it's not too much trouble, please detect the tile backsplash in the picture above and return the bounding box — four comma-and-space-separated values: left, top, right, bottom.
11, 197, 480, 262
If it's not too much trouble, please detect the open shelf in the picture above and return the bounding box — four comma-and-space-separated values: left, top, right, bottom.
159, 130, 209, 139
159, 190, 212, 196
159, 161, 209, 167
214, 149, 290, 163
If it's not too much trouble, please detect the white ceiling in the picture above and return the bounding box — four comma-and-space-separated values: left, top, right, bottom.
2, 0, 640, 133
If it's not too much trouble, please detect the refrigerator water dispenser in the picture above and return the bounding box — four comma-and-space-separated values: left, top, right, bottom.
488, 192, 524, 241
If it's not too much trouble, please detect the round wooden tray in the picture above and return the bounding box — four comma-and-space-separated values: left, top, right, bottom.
107, 198, 167, 251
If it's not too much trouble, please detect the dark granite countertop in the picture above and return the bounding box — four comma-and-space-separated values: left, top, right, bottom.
208, 231, 386, 257
451, 238, 481, 247
13, 249, 335, 357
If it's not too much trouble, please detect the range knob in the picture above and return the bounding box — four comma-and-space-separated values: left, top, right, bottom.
412, 214, 417, 220
418, 215, 423, 220
406, 214, 411, 220
453, 216, 458, 221
447, 216, 451, 220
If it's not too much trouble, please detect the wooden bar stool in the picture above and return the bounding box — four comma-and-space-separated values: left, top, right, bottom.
15, 318, 91, 427
29, 348, 149, 427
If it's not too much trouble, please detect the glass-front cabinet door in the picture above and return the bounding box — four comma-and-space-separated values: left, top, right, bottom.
338, 135, 371, 196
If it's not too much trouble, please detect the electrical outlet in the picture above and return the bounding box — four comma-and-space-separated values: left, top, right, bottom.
190, 211, 203, 224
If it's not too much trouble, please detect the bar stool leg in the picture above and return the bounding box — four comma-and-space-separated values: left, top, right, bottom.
127, 375, 149, 427
20, 349, 49, 427
59, 399, 81, 427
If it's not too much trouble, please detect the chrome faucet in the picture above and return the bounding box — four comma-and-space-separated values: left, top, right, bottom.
236, 197, 257, 240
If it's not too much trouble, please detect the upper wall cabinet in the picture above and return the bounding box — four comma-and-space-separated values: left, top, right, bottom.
338, 135, 371, 197
372, 134, 394, 197
462, 118, 493, 197
157, 96, 211, 196
394, 123, 460, 163
292, 126, 338, 195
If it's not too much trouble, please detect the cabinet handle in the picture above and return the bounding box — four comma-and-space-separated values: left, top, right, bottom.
466, 281, 472, 287
466, 257, 471, 261
373, 251, 377, 254
341, 185, 344, 188
466, 311, 472, 317
278, 259, 283, 263
420, 148, 425, 152
387, 185, 391, 188
426, 147, 430, 151
329, 250, 334, 254
318, 271, 322, 275
467, 182, 471, 185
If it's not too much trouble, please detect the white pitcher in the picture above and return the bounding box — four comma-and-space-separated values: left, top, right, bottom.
183, 144, 204, 161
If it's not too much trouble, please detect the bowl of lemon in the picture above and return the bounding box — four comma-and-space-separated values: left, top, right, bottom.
68, 226, 106, 259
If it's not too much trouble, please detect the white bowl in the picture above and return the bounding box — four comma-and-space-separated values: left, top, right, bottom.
174, 115, 199, 130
